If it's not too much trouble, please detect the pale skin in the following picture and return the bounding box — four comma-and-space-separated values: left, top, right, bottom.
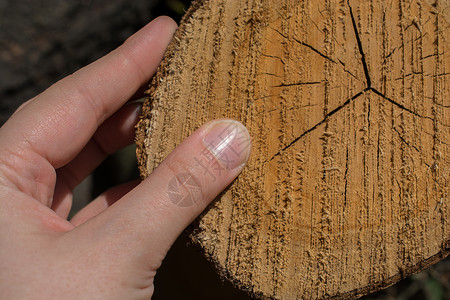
0, 17, 251, 299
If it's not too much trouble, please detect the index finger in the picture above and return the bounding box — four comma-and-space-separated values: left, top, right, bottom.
0, 17, 177, 169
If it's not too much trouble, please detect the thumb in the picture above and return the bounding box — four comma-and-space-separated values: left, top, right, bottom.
75, 119, 251, 270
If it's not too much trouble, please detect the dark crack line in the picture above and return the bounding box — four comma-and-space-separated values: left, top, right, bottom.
421, 51, 446, 60
267, 85, 446, 162
271, 27, 336, 65
275, 25, 359, 81
270, 26, 360, 82
382, 33, 429, 65
385, 46, 398, 61
393, 127, 431, 168
260, 72, 282, 78
268, 90, 366, 162
405, 19, 423, 33
434, 102, 450, 108
432, 72, 450, 78
370, 88, 438, 123
292, 37, 338, 64
348, 1, 372, 89
293, 36, 360, 81
265, 5, 447, 162
394, 72, 430, 81
273, 81, 323, 88
270, 26, 288, 39
336, 58, 359, 80
259, 52, 283, 61
306, 14, 324, 36
344, 145, 349, 210
371, 87, 448, 127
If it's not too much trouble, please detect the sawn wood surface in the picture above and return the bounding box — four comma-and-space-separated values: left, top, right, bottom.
136, 0, 449, 298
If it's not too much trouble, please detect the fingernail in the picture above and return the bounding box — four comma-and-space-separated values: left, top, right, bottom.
202, 120, 251, 170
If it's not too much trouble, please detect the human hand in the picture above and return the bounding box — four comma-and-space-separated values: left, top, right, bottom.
0, 16, 251, 300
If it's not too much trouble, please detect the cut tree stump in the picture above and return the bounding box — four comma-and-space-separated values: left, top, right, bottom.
136, 0, 449, 299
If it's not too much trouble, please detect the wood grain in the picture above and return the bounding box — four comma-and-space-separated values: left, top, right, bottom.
136, 0, 449, 298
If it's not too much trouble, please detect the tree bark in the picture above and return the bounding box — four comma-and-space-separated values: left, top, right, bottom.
136, 0, 450, 298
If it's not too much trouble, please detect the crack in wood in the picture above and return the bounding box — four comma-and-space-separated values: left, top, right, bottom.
393, 126, 431, 169
270, 27, 359, 80
273, 81, 323, 88
434, 102, 450, 108
260, 72, 283, 78
267, 2, 373, 161
266, 1, 446, 161
405, 19, 423, 33
393, 71, 449, 80
385, 46, 398, 61
305, 14, 324, 35
431, 72, 450, 78
292, 36, 338, 65
336, 58, 359, 80
270, 26, 336, 64
393, 127, 421, 153
420, 52, 446, 60
259, 52, 283, 61
370, 88, 442, 124
382, 31, 429, 66
348, 0, 372, 89
268, 90, 367, 161
344, 145, 350, 209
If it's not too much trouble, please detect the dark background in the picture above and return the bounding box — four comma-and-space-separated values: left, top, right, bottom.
0, 1, 448, 299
